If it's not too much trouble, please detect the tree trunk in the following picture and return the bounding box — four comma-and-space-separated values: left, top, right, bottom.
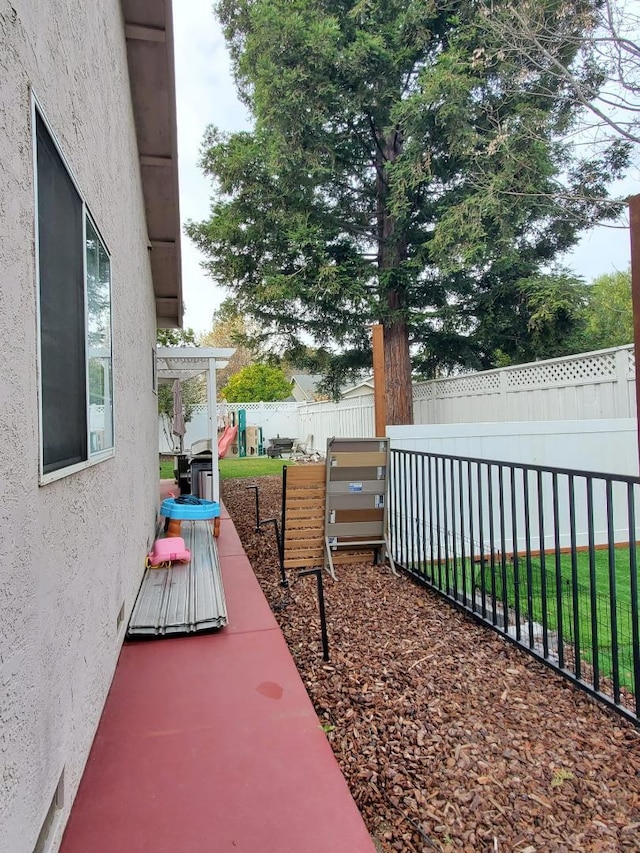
376, 130, 413, 426
384, 295, 413, 425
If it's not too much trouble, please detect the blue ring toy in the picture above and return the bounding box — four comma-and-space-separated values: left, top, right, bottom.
160, 497, 220, 520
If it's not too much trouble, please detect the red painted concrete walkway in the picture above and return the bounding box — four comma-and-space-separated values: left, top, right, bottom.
61, 498, 374, 853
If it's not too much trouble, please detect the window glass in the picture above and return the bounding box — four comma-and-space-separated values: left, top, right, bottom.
36, 113, 87, 474
36, 107, 114, 479
86, 218, 114, 454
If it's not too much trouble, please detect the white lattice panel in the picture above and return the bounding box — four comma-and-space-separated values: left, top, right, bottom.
219, 401, 299, 412
507, 352, 617, 388
432, 371, 501, 396
412, 383, 433, 400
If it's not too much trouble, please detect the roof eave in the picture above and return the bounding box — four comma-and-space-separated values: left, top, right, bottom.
122, 0, 183, 329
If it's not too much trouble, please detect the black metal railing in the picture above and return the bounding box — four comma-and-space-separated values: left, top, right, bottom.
389, 449, 640, 725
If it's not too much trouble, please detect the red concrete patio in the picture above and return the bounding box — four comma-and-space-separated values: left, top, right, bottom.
60, 494, 374, 853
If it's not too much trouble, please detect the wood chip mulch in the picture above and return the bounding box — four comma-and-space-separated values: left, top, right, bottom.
222, 475, 640, 853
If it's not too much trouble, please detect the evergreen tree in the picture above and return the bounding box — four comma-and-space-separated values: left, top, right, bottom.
188, 0, 628, 421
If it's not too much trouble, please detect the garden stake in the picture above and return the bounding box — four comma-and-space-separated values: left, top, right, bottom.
298, 568, 329, 661
259, 517, 287, 587
246, 483, 260, 532
247, 482, 287, 585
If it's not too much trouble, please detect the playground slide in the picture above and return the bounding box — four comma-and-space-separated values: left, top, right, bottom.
218, 424, 238, 459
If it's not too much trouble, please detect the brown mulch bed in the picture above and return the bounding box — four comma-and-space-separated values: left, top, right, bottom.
222, 475, 640, 853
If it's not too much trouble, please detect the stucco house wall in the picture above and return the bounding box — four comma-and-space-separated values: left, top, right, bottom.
0, 2, 160, 850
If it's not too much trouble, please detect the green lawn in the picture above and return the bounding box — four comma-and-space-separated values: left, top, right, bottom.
502, 548, 637, 690
427, 546, 639, 690
219, 457, 295, 480
159, 458, 175, 479
159, 455, 294, 481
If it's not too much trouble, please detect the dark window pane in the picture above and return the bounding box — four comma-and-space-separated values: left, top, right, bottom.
36, 114, 87, 474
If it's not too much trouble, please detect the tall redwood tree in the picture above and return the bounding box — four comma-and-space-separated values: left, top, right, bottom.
188, 0, 627, 423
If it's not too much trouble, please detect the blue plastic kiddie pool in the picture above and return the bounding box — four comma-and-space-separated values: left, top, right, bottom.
160, 496, 220, 520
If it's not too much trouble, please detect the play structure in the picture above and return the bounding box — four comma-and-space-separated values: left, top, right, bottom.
218, 408, 265, 458
217, 424, 238, 459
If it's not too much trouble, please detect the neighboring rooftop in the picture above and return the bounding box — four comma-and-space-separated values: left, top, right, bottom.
290, 373, 325, 402
290, 372, 375, 402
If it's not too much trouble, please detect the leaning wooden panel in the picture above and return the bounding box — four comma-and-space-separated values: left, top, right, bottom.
285, 526, 324, 540
284, 532, 324, 547
285, 465, 325, 485
284, 555, 325, 569
286, 488, 324, 500
282, 465, 327, 572
285, 507, 325, 520
325, 436, 396, 579
284, 546, 326, 560
285, 550, 372, 568
284, 527, 322, 547
284, 456, 394, 577
284, 517, 325, 530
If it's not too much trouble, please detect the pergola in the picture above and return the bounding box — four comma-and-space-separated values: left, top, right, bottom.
156, 347, 235, 502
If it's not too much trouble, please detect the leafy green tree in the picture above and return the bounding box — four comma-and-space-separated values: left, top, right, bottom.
486, 273, 587, 365
188, 0, 627, 420
581, 269, 633, 351
157, 327, 198, 347
200, 299, 258, 393
221, 363, 292, 402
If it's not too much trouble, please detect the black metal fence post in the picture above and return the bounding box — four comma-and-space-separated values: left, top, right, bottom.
259, 517, 287, 587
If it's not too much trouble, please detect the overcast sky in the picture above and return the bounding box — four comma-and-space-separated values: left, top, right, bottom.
173, 0, 635, 336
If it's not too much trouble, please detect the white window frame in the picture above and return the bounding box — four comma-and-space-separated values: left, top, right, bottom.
152, 347, 158, 395
32, 92, 115, 485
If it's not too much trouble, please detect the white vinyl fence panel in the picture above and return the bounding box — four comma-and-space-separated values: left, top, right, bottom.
387, 421, 639, 563
297, 395, 375, 454
285, 346, 637, 454
159, 345, 638, 456
413, 346, 636, 425
387, 420, 638, 476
